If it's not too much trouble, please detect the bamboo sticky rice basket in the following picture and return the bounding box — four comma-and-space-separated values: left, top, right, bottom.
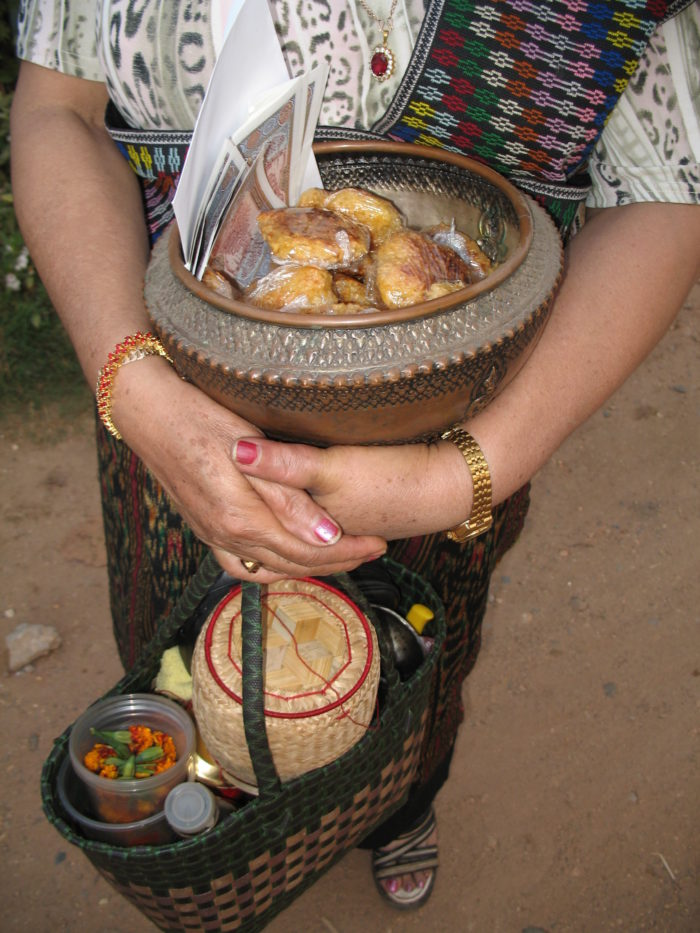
191, 578, 380, 787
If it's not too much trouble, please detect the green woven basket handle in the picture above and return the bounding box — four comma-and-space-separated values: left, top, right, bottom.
240, 581, 282, 797
105, 549, 224, 696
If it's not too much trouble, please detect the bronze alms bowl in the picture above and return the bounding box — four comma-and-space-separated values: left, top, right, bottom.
145, 141, 562, 445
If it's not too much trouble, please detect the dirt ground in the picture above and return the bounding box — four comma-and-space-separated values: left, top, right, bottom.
1, 280, 698, 933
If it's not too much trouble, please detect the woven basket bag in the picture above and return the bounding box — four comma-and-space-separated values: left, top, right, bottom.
40, 552, 445, 932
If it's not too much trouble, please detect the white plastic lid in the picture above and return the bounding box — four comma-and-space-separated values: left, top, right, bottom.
164, 782, 218, 836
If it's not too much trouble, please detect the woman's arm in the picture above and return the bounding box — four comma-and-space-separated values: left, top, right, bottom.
10, 62, 387, 578
464, 202, 700, 507
231, 200, 700, 538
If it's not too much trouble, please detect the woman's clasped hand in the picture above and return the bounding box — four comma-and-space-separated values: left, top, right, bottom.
108, 354, 390, 582
230, 433, 474, 543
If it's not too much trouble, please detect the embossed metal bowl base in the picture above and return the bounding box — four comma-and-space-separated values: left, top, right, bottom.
145, 142, 563, 445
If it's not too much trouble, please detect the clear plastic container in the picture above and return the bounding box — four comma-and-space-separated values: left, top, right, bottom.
57, 757, 177, 846
68, 693, 196, 823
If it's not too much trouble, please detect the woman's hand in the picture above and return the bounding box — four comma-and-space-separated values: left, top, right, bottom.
230, 432, 472, 541
112, 359, 387, 580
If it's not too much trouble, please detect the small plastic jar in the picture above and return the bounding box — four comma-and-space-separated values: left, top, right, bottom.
165, 782, 219, 837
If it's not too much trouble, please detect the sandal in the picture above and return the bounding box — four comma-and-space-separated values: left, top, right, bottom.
371, 807, 438, 910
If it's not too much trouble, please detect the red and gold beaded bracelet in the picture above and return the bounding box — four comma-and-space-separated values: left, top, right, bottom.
95, 331, 174, 440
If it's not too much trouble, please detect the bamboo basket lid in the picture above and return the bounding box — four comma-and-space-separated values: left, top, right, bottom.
191, 578, 380, 787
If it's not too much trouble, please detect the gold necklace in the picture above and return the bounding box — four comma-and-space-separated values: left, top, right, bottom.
358, 0, 400, 82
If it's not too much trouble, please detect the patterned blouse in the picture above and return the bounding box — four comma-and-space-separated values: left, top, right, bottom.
15, 0, 700, 207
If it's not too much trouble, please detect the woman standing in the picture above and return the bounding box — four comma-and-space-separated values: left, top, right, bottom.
11, 0, 700, 914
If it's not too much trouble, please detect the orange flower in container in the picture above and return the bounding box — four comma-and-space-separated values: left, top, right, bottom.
69, 694, 195, 823
83, 725, 177, 781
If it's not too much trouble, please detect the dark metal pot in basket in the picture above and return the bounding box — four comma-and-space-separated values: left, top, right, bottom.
145, 141, 563, 445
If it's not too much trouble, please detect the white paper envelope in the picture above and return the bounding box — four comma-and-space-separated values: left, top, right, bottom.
173, 0, 289, 262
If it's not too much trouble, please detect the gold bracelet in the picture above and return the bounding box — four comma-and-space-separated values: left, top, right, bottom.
441, 427, 493, 542
96, 331, 173, 440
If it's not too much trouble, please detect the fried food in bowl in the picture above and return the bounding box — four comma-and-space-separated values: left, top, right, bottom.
257, 206, 371, 268
222, 186, 493, 314
150, 141, 559, 445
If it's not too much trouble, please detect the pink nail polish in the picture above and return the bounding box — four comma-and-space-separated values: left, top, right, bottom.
314, 518, 340, 543
234, 440, 259, 465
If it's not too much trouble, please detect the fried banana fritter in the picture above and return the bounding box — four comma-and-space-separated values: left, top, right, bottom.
201, 265, 238, 300
298, 186, 405, 246
323, 187, 404, 246
297, 187, 329, 209
426, 222, 492, 281
374, 229, 472, 308
257, 207, 371, 268
245, 264, 336, 311
332, 272, 373, 306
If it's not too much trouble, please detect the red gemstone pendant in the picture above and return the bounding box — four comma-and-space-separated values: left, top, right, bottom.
370, 44, 395, 81
371, 50, 389, 76
370, 30, 395, 82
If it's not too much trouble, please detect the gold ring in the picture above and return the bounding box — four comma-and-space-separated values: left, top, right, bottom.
241, 558, 262, 574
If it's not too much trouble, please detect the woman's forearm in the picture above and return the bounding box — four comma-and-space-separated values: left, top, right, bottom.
465, 201, 700, 509
10, 62, 387, 576
10, 63, 151, 386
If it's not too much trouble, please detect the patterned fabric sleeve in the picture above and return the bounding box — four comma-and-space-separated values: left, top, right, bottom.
587, 2, 700, 207
15, 0, 104, 82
